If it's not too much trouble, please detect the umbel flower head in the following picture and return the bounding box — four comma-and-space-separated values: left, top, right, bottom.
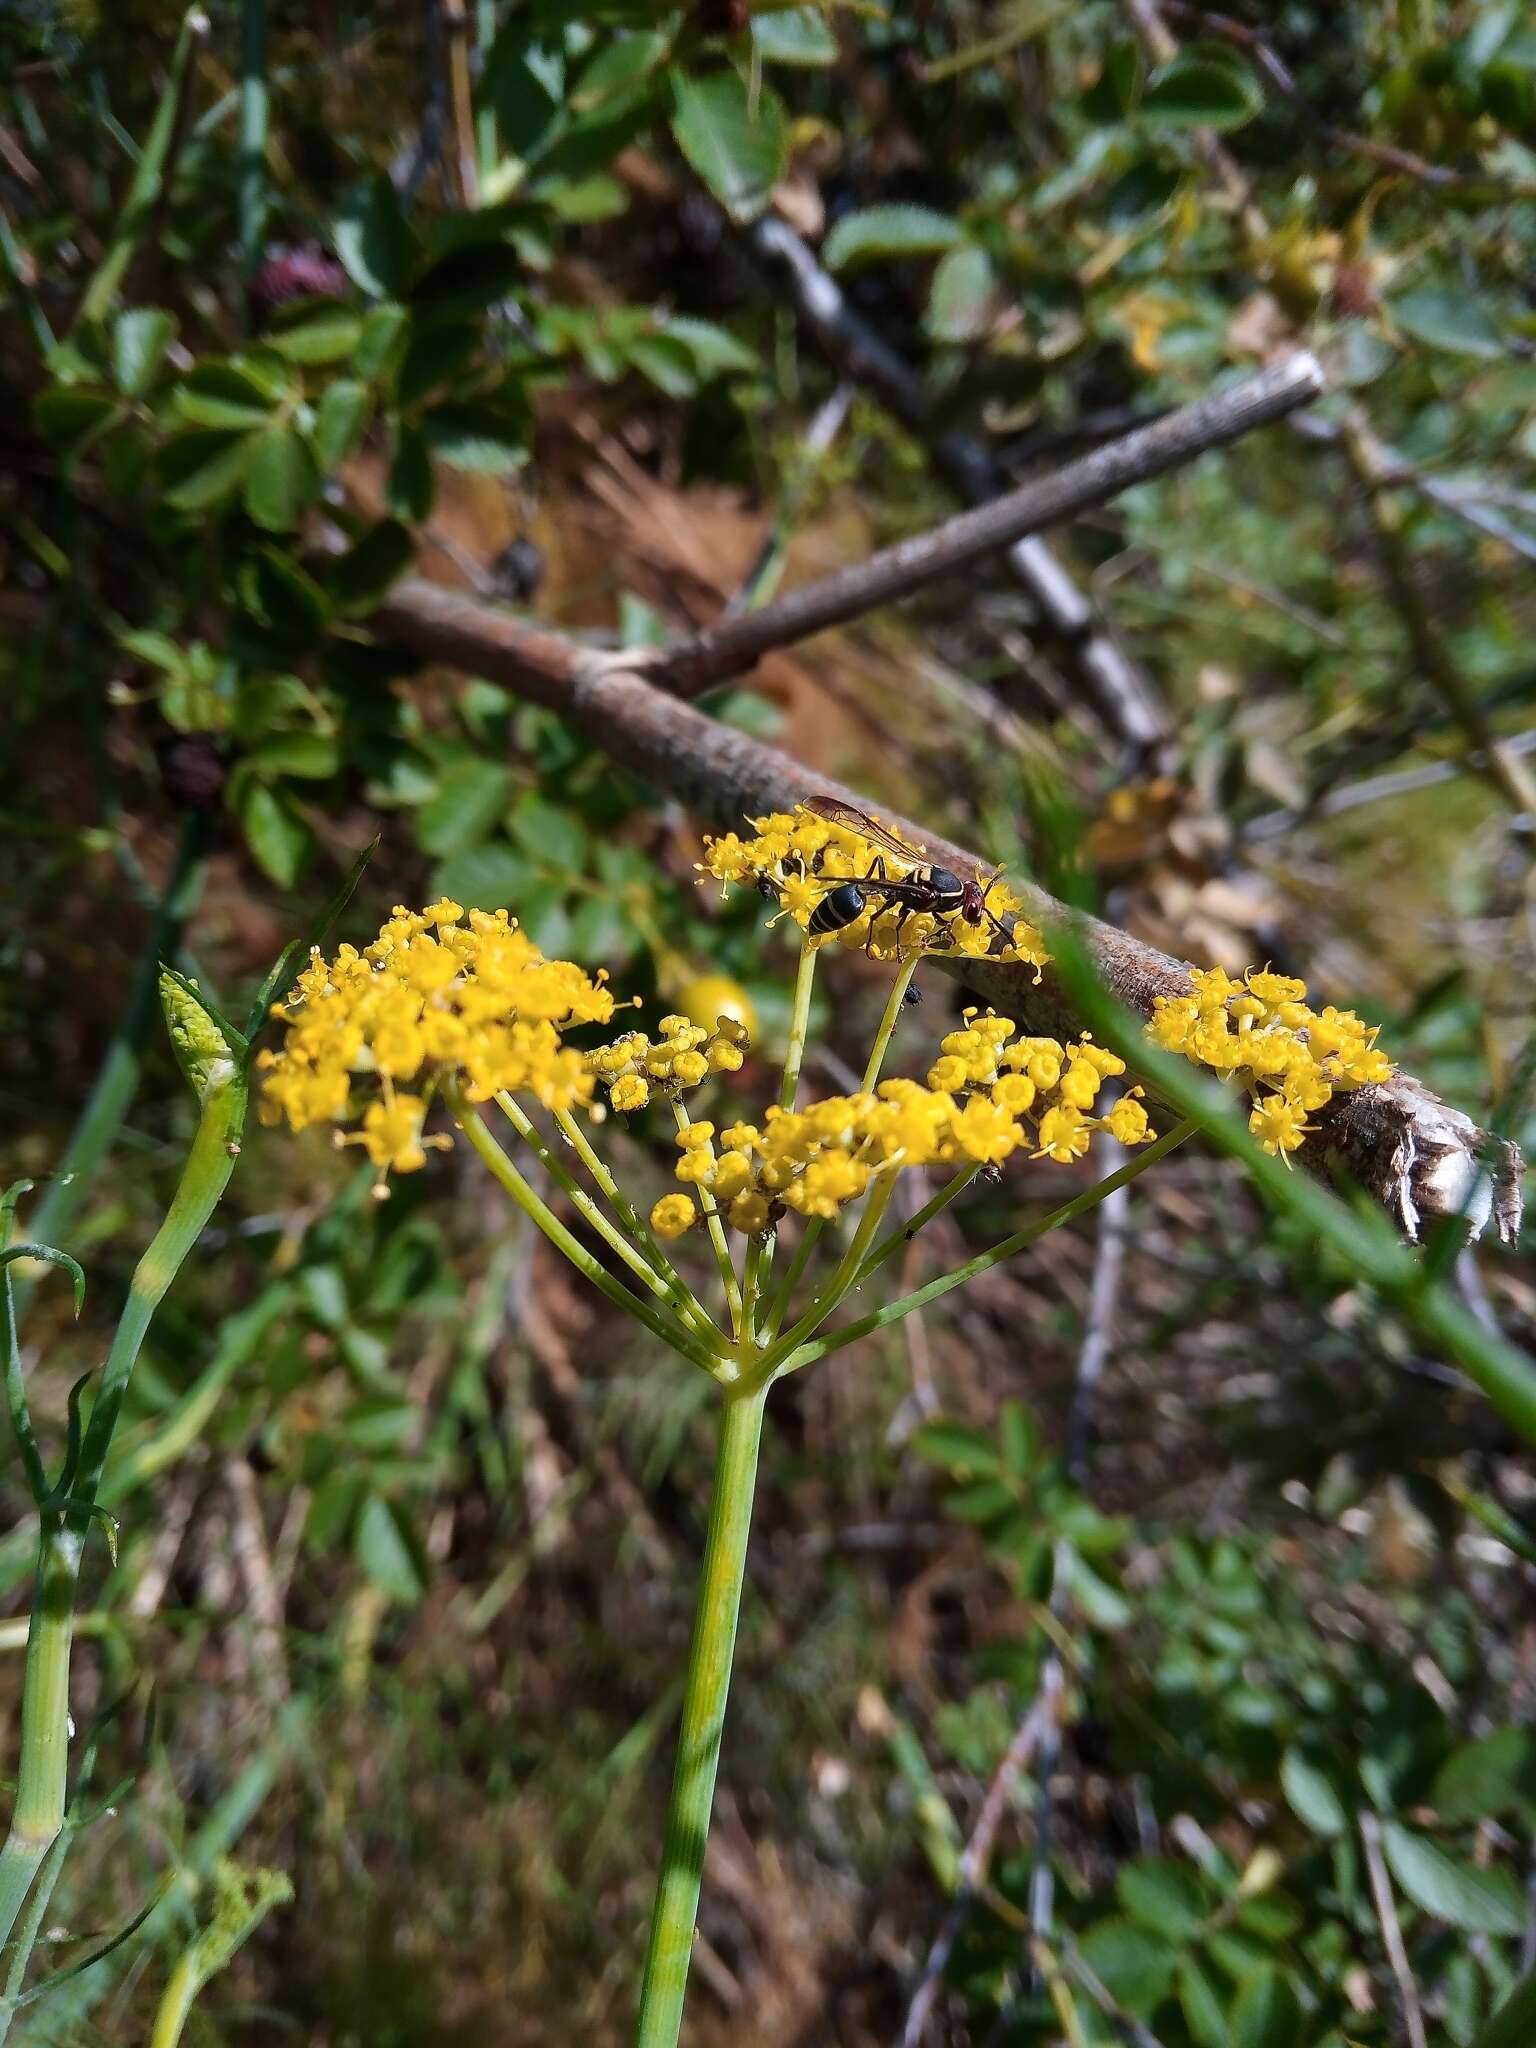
258, 899, 616, 1183
652, 1010, 1153, 1239
699, 806, 1049, 968
1150, 965, 1390, 1156
587, 1013, 749, 1114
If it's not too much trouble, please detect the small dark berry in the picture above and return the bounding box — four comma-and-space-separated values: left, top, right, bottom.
157, 732, 229, 813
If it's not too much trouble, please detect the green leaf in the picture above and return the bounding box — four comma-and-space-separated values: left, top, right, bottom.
111, 307, 175, 397
661, 314, 758, 376
926, 242, 998, 342
1141, 54, 1264, 131
161, 431, 253, 511
417, 761, 515, 857
1280, 1748, 1349, 1837
243, 425, 319, 532
1117, 1858, 1208, 1941
507, 791, 589, 870
1082, 38, 1145, 121
1077, 1918, 1177, 2017
999, 1399, 1037, 1478
354, 1493, 429, 1603
1179, 1959, 1233, 2048
335, 175, 415, 298
264, 304, 364, 365
238, 781, 312, 888
670, 70, 788, 225
313, 379, 372, 470
1231, 1970, 1301, 2048
910, 1422, 1001, 1478
326, 518, 414, 613
1434, 1727, 1536, 1825
1472, 1968, 1536, 2048
172, 360, 281, 431
34, 386, 122, 452
432, 841, 535, 911
240, 549, 331, 650
1391, 289, 1504, 360
355, 301, 409, 380
408, 243, 522, 318
1059, 1548, 1132, 1630
396, 317, 481, 407
572, 31, 668, 109
388, 422, 434, 522
245, 733, 340, 780
1381, 1822, 1525, 1935
482, 21, 565, 156
422, 397, 530, 473
823, 203, 964, 273
753, 6, 838, 65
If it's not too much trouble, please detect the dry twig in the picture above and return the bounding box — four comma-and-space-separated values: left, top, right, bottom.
359, 355, 1523, 1244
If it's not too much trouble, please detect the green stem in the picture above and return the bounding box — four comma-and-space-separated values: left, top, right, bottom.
0, 1522, 74, 1955
780, 938, 818, 1112
0, 1058, 247, 1953
148, 1950, 201, 2048
671, 1103, 741, 1342
495, 1094, 718, 1342
238, 0, 269, 292
76, 6, 210, 327
749, 1173, 899, 1386
774, 1122, 1197, 1377
848, 1160, 984, 1295
453, 1096, 720, 1376
12, 819, 206, 1327
474, 0, 499, 186
636, 1380, 769, 2048
552, 1107, 714, 1339
762, 954, 911, 1341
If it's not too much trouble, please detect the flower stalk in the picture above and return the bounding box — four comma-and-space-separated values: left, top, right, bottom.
0, 980, 247, 1957
635, 1379, 769, 2048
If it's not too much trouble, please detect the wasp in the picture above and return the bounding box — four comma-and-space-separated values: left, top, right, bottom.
796, 796, 1013, 950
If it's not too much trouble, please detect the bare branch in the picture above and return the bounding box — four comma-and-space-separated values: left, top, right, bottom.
1359, 1811, 1430, 2048
632, 355, 1324, 696
366, 567, 1523, 1245
749, 216, 1172, 755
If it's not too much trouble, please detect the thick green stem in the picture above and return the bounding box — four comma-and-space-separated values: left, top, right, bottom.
0, 1523, 75, 1952
636, 1380, 769, 2048
0, 1058, 246, 1953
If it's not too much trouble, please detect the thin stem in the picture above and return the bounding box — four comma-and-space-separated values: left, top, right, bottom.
774, 1123, 1196, 1376
474, 0, 499, 187
672, 1103, 741, 1342
551, 1106, 710, 1335
453, 1096, 719, 1375
780, 939, 818, 1112
636, 1381, 769, 2048
750, 1173, 899, 1386
237, 0, 268, 291
148, 1950, 202, 2048
762, 952, 908, 1341
856, 1162, 983, 1293
1360, 1811, 1429, 2048
861, 956, 917, 1091
494, 1094, 717, 1341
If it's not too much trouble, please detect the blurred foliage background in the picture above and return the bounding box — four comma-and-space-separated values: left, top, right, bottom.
3, 1, 1536, 2042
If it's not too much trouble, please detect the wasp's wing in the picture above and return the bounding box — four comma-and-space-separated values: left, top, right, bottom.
800, 794, 929, 865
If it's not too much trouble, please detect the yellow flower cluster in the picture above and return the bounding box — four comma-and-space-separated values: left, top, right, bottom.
658, 1012, 1151, 1237
586, 1013, 749, 1114
700, 808, 1048, 968
258, 900, 617, 1182
1149, 966, 1390, 1156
